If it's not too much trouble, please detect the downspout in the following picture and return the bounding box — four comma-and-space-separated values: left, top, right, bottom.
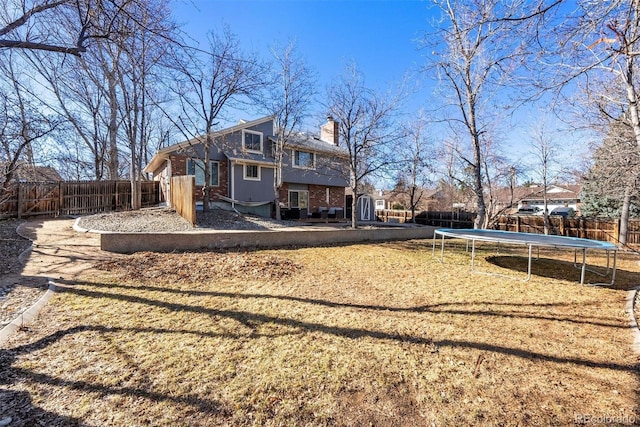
166, 158, 172, 207
230, 159, 235, 211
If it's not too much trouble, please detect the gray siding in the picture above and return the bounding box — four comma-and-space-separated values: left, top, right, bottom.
282, 151, 349, 187
221, 121, 275, 157
231, 163, 275, 202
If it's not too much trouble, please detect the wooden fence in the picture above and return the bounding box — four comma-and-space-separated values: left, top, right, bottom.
375, 209, 416, 223
414, 210, 476, 228
381, 209, 639, 247
170, 175, 196, 225
493, 215, 640, 247
0, 180, 160, 219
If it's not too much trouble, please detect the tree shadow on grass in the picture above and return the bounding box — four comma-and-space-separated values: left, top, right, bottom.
0, 324, 230, 424
2, 278, 639, 424
0, 389, 80, 427
57, 278, 629, 330
43, 282, 640, 372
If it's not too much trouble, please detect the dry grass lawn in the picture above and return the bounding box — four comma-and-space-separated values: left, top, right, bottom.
1, 239, 639, 426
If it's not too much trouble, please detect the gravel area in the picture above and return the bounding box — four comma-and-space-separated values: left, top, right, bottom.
77, 206, 301, 232
0, 219, 47, 330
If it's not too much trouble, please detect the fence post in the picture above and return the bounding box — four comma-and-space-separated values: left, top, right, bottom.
58, 181, 62, 217
614, 218, 620, 245
516, 215, 520, 233
17, 183, 22, 219
560, 217, 565, 236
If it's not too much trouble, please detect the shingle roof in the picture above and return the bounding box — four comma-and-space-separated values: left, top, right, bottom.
0, 162, 62, 183
271, 134, 348, 157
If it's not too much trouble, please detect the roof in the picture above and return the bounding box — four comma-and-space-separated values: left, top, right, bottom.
274, 133, 348, 157
223, 150, 275, 166
144, 116, 274, 174
492, 184, 582, 206
0, 162, 62, 183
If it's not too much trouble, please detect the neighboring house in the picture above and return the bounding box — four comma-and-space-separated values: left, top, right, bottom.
492, 184, 582, 215
518, 184, 581, 214
144, 116, 349, 218
0, 162, 62, 184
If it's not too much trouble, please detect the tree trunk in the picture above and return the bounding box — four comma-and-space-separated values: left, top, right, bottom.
351, 184, 358, 229
107, 71, 119, 179
542, 191, 550, 235
619, 184, 632, 246
203, 135, 212, 213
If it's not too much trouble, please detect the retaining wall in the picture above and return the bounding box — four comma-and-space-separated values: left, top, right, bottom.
101, 226, 436, 253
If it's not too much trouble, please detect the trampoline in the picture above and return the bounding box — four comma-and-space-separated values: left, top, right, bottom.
432, 228, 618, 285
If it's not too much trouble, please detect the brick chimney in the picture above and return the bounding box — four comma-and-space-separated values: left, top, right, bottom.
320, 116, 339, 145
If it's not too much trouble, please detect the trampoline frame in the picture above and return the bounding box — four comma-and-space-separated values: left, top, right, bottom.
432, 228, 618, 285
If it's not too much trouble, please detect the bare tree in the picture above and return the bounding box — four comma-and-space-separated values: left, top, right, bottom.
262, 41, 315, 220
167, 28, 265, 212
0, 0, 138, 56
111, 0, 175, 209
528, 123, 559, 234
0, 50, 59, 197
424, 0, 560, 229
325, 62, 403, 228
25, 49, 112, 179
395, 113, 434, 223
581, 119, 640, 245
545, 1, 640, 243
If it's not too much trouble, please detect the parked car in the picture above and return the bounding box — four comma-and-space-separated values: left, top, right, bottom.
515, 206, 541, 215
550, 207, 576, 218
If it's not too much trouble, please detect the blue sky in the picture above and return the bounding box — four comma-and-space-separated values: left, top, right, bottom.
171, 0, 435, 120
170, 0, 588, 182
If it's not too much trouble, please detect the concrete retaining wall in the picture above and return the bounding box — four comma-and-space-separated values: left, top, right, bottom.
101, 226, 436, 253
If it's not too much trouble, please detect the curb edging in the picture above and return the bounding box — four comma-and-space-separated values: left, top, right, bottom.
0, 280, 56, 346
626, 286, 640, 356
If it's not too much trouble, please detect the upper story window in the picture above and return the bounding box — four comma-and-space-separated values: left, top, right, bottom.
293, 150, 315, 169
243, 164, 260, 181
187, 159, 219, 186
243, 130, 263, 153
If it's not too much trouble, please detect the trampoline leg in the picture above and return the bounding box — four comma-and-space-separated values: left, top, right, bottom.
471, 239, 476, 271
440, 233, 445, 262
432, 234, 436, 257
526, 244, 532, 281
610, 251, 617, 285
580, 248, 586, 285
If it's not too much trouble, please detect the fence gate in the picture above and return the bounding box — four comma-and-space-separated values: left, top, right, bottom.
18, 182, 61, 217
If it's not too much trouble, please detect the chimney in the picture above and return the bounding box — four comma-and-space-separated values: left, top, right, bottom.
320, 116, 339, 145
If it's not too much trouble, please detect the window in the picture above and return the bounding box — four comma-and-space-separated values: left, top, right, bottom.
187, 159, 219, 186
293, 150, 315, 169
243, 164, 260, 181
243, 130, 262, 153
288, 190, 309, 209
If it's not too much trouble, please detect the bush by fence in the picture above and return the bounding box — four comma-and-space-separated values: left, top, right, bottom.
0, 180, 160, 219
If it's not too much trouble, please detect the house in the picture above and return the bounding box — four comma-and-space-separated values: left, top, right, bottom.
518, 184, 581, 214
144, 116, 350, 218
0, 162, 62, 183
492, 184, 581, 215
